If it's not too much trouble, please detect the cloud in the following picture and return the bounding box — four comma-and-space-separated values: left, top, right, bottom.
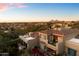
14, 3, 28, 8
0, 3, 9, 12
0, 3, 27, 12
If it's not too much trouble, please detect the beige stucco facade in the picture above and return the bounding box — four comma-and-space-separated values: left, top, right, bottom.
39, 32, 64, 55
39, 29, 79, 56
27, 38, 39, 50
65, 40, 79, 56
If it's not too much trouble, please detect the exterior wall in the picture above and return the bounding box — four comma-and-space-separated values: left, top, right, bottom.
39, 32, 48, 51
65, 41, 79, 56
64, 32, 79, 55
56, 36, 64, 55
77, 51, 79, 56
27, 38, 39, 50
46, 44, 56, 51
40, 42, 46, 51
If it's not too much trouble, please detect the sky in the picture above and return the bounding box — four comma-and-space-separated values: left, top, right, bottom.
0, 3, 79, 22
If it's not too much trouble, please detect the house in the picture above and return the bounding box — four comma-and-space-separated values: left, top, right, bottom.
19, 28, 79, 56
65, 34, 79, 56
19, 33, 39, 50
39, 29, 79, 55
51, 21, 73, 30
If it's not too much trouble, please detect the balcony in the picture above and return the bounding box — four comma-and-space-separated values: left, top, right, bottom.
48, 38, 58, 46
48, 35, 58, 46
48, 41, 56, 46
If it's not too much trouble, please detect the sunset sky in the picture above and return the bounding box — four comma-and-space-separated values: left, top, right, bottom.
0, 3, 79, 22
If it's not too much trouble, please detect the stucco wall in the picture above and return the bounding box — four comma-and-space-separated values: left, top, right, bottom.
27, 38, 39, 50
66, 41, 79, 56
39, 32, 65, 55
56, 36, 64, 55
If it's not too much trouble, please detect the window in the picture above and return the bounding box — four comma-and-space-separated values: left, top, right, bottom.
53, 35, 58, 43
48, 35, 58, 46
67, 48, 76, 56
48, 36, 53, 43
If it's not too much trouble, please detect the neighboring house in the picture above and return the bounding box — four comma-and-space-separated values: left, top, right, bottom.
51, 22, 72, 30
39, 29, 79, 55
19, 34, 39, 50
65, 35, 79, 56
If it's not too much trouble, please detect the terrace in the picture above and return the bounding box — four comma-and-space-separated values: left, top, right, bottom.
48, 35, 58, 46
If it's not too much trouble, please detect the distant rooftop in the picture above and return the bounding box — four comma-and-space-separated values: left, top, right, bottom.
39, 29, 79, 36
